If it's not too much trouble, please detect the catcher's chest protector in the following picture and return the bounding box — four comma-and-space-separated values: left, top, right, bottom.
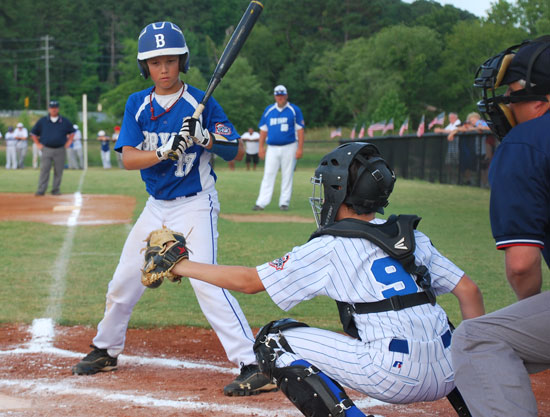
310, 215, 436, 339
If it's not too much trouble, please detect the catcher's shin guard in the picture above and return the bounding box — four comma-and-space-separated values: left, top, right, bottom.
274, 360, 366, 417
253, 319, 366, 417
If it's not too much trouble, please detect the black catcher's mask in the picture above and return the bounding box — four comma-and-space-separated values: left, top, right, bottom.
474, 35, 550, 140
310, 142, 396, 228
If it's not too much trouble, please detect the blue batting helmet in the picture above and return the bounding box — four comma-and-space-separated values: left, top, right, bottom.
137, 21, 190, 78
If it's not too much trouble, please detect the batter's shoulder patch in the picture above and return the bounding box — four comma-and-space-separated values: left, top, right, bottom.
268, 254, 290, 271
215, 123, 232, 136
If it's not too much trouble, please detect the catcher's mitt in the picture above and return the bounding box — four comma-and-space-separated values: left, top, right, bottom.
141, 226, 189, 289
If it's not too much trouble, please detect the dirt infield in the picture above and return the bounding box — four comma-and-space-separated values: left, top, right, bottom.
0, 192, 136, 226
0, 322, 549, 417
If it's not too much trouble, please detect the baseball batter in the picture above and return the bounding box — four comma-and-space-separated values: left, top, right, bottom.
158, 142, 485, 416
71, 21, 276, 397
253, 85, 304, 211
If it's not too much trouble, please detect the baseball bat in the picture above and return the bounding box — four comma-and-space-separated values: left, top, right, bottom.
192, 0, 264, 119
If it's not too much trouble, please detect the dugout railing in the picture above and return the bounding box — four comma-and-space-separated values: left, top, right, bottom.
340, 132, 497, 188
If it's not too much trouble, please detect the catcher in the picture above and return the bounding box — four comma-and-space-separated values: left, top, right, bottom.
142, 142, 484, 417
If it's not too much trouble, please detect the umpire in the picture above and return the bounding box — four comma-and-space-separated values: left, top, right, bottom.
31, 100, 75, 196
451, 36, 550, 417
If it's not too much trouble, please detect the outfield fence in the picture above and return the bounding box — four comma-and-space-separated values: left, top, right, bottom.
341, 132, 498, 188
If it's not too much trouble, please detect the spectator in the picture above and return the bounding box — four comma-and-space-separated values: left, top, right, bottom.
14, 122, 29, 169
98, 130, 111, 169
68, 124, 84, 169
241, 127, 260, 171
31, 100, 75, 196
253, 85, 305, 211
448, 112, 493, 186
111, 125, 123, 168
451, 36, 550, 417
4, 127, 17, 170
435, 112, 461, 180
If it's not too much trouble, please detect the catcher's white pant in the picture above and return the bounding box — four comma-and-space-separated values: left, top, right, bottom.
93, 189, 257, 366
255, 141, 298, 208
275, 327, 455, 404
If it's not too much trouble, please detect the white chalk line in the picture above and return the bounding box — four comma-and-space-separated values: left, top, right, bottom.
44, 171, 85, 320
0, 319, 387, 415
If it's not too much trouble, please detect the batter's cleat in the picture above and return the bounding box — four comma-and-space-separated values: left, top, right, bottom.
71, 345, 118, 375
252, 205, 264, 211
280, 205, 289, 211
223, 364, 278, 396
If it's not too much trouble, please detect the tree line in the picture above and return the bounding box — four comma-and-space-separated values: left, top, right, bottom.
0, 0, 548, 133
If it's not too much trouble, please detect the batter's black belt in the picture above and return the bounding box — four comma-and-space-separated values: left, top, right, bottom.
389, 329, 452, 354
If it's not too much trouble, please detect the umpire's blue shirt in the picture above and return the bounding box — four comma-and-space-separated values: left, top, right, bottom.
489, 110, 550, 267
31, 116, 75, 148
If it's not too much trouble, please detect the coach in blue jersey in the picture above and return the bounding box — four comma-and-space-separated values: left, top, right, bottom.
31, 100, 75, 196
71, 21, 277, 398
452, 37, 550, 417
253, 85, 305, 211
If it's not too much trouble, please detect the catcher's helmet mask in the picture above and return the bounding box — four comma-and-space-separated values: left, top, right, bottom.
137, 21, 190, 79
474, 35, 550, 140
310, 142, 396, 228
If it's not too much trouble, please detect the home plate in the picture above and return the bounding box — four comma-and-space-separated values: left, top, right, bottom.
53, 205, 79, 212
0, 393, 34, 410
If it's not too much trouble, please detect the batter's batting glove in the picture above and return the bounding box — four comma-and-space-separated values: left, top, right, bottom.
180, 117, 213, 148
156, 135, 193, 161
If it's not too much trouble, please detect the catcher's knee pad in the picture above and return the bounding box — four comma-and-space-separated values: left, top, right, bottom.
274, 359, 366, 417
253, 318, 309, 379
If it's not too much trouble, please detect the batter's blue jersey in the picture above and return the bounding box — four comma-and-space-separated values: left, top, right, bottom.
116, 84, 239, 200
259, 102, 304, 146
489, 111, 550, 267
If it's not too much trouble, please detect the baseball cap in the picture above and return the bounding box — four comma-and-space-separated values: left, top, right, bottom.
16, 122, 23, 128
501, 39, 550, 92
73, 124, 79, 130
98, 130, 106, 137
114, 125, 121, 131
274, 85, 288, 96
7, 126, 13, 132
49, 100, 59, 108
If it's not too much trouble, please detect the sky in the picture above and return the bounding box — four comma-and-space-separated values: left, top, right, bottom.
401, 0, 502, 18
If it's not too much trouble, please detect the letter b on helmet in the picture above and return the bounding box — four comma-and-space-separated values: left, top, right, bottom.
137, 21, 190, 78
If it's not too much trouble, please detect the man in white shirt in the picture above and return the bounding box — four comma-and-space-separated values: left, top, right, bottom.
241, 127, 260, 171
435, 112, 462, 166
4, 127, 17, 170
14, 122, 29, 169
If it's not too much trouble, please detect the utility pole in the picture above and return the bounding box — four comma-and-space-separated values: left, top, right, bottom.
41, 35, 54, 107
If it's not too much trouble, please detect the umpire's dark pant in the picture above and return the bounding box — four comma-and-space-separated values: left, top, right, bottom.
37, 146, 66, 194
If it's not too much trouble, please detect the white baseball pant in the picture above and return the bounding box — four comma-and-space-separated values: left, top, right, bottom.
93, 190, 257, 366
255, 141, 298, 208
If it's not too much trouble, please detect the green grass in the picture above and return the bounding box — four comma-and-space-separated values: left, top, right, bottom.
0, 162, 548, 333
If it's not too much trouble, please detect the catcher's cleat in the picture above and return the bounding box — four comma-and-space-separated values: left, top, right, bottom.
71, 345, 118, 375
223, 364, 278, 397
